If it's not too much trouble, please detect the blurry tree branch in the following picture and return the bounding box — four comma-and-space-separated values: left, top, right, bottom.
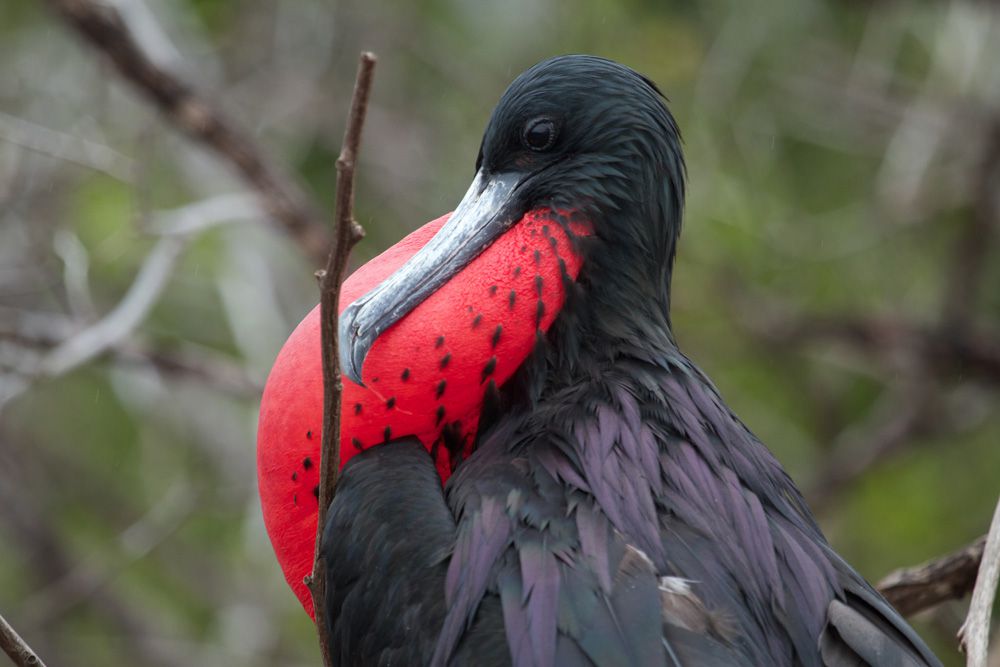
0, 110, 135, 182
144, 193, 262, 237
44, 0, 332, 265
878, 535, 986, 617
0, 307, 261, 408
40, 236, 187, 377
0, 611, 47, 667
960, 496, 1000, 666
730, 111, 999, 513
726, 86, 1000, 657
736, 303, 999, 516
941, 121, 1000, 332
743, 313, 1000, 385
0, 228, 258, 412
306, 52, 375, 667
0, 449, 187, 667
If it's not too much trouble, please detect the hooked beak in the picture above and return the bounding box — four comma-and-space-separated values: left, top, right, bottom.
339, 169, 526, 386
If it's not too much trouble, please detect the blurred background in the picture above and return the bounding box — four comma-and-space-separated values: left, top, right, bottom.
1, 0, 998, 665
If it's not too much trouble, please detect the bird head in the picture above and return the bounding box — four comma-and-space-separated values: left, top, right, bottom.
341, 55, 686, 386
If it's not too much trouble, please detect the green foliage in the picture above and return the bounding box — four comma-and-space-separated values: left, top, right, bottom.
1, 1, 996, 666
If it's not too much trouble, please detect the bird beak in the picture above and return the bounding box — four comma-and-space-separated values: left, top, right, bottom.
339, 169, 525, 386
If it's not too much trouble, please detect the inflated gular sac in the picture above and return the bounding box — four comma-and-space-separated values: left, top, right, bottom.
257, 210, 589, 617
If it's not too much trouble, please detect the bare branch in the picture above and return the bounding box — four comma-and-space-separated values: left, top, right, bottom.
878, 535, 986, 617
741, 308, 1000, 385
144, 193, 262, 237
53, 229, 97, 320
0, 611, 47, 667
0, 110, 135, 181
114, 344, 262, 396
960, 495, 1000, 665
305, 52, 375, 667
940, 120, 1000, 331
0, 307, 261, 402
43, 0, 332, 264
0, 237, 190, 409
40, 236, 187, 377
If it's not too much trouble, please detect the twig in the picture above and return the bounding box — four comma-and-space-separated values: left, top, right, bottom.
0, 310, 260, 399
0, 110, 135, 181
53, 229, 97, 320
960, 495, 1000, 666
144, 193, 262, 237
0, 612, 47, 667
40, 236, 187, 377
940, 120, 1000, 331
305, 52, 375, 667
877, 535, 986, 617
44, 0, 332, 264
741, 307, 1000, 385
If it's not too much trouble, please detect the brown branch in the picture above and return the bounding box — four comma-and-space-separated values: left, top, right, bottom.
305, 52, 375, 667
0, 612, 47, 667
960, 496, 1000, 665
744, 309, 1000, 385
0, 314, 261, 398
43, 0, 332, 265
878, 535, 986, 617
940, 119, 1000, 332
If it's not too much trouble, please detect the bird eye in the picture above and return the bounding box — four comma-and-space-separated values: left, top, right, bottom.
522, 118, 557, 152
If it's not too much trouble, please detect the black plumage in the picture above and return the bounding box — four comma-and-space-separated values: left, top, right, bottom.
322, 439, 453, 665
322, 55, 941, 666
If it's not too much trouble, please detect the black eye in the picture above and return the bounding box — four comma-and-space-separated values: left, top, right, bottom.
522, 118, 557, 152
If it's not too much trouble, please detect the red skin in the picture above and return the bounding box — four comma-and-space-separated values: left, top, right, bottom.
257, 210, 587, 617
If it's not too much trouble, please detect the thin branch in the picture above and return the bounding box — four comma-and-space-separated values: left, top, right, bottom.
40, 236, 187, 377
878, 535, 986, 617
144, 193, 262, 237
0, 309, 261, 400
306, 52, 375, 667
44, 0, 332, 264
53, 229, 98, 320
0, 248, 194, 411
960, 495, 1000, 666
0, 110, 135, 181
940, 119, 1000, 331
741, 306, 1000, 385
0, 612, 47, 667
115, 344, 262, 396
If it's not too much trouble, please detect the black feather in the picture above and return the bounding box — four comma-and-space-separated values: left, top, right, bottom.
323, 55, 941, 667
322, 439, 457, 665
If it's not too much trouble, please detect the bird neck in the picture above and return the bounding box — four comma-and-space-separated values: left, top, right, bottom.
550, 208, 681, 373
494, 254, 680, 415
584, 252, 675, 344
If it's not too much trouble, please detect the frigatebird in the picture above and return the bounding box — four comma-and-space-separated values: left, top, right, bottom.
258, 56, 942, 666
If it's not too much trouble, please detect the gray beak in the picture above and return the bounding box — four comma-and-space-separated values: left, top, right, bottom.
339, 169, 525, 385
